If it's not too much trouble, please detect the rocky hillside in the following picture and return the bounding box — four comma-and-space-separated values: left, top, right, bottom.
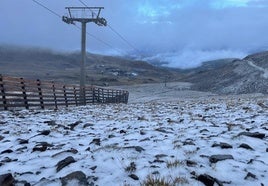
182, 51, 268, 94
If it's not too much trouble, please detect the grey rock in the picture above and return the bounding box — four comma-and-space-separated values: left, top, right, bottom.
0, 135, 4, 141
32, 142, 53, 152
239, 143, 254, 150
1, 149, 13, 154
44, 120, 57, 126
90, 138, 101, 146
186, 160, 197, 167
18, 138, 28, 144
239, 132, 265, 139
68, 121, 82, 130
209, 154, 234, 163
129, 174, 139, 180
83, 123, 94, 128
0, 173, 15, 186
244, 172, 257, 180
39, 130, 50, 136
56, 156, 76, 172
212, 142, 232, 149
125, 146, 145, 153
197, 174, 223, 186
61, 171, 88, 186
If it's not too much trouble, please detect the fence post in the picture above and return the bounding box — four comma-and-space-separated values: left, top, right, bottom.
36, 79, 44, 109
92, 87, 95, 104
63, 85, 68, 107
0, 75, 7, 110
20, 78, 29, 109
52, 82, 57, 110
102, 88, 105, 103
74, 86, 78, 106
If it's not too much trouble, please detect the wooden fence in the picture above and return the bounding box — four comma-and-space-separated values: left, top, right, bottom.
0, 74, 129, 110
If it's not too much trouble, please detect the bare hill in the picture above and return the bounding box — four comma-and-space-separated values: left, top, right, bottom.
0, 46, 181, 86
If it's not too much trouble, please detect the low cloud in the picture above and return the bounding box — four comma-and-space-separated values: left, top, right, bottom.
144, 49, 247, 69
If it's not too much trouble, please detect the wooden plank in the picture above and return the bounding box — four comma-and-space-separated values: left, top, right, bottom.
0, 75, 8, 110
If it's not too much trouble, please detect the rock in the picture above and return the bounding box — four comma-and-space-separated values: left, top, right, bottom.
56, 156, 76, 172
197, 174, 215, 186
39, 130, 51, 136
129, 174, 139, 180
125, 146, 145, 153
51, 148, 78, 158
108, 134, 115, 138
90, 138, 101, 146
266, 148, 268, 152
244, 172, 257, 180
212, 142, 232, 149
32, 142, 53, 152
209, 154, 234, 163
15, 180, 31, 186
83, 123, 94, 128
239, 132, 265, 139
140, 130, 146, 135
120, 130, 126, 134
197, 174, 223, 186
183, 140, 196, 146
200, 129, 209, 133
1, 149, 13, 154
0, 173, 15, 186
186, 160, 197, 167
0, 135, 4, 141
61, 171, 88, 186
239, 143, 254, 150
155, 154, 168, 159
44, 120, 57, 126
90, 166, 97, 171
68, 121, 82, 130
18, 138, 29, 144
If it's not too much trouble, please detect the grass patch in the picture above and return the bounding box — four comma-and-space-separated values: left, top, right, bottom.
141, 175, 171, 186
166, 159, 184, 169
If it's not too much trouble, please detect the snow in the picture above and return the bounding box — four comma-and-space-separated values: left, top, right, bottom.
0, 84, 268, 185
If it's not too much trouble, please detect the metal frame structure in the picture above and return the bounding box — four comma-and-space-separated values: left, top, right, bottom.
62, 7, 107, 104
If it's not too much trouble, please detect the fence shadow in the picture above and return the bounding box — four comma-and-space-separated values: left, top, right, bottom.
0, 74, 129, 110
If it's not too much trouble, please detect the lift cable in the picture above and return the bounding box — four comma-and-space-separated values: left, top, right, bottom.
78, 0, 140, 53
31, 0, 119, 51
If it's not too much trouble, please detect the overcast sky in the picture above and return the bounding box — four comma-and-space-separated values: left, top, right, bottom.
1, 0, 268, 68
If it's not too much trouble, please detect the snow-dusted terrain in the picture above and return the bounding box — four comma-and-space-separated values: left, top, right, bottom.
0, 83, 268, 186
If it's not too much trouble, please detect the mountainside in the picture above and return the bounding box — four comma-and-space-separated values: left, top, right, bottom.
1, 46, 268, 95
182, 51, 268, 94
0, 46, 181, 86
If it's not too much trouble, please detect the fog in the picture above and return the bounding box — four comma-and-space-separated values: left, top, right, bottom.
1, 0, 268, 68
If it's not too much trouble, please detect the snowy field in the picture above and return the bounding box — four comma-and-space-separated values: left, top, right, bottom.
0, 83, 268, 186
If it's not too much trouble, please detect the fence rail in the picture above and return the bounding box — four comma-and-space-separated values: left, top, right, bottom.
0, 74, 129, 110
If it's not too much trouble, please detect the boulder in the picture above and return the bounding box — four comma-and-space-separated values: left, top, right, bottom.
212, 142, 232, 149
0, 173, 15, 186
61, 171, 88, 186
56, 156, 76, 172
239, 132, 265, 139
209, 154, 234, 163
197, 174, 223, 186
239, 143, 254, 150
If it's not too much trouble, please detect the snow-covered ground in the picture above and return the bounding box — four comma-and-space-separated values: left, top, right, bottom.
0, 83, 268, 185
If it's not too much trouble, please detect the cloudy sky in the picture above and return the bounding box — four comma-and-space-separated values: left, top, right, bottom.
1, 0, 268, 68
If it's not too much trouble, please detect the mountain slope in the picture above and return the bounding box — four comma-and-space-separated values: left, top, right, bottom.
182, 52, 268, 94
0, 46, 181, 86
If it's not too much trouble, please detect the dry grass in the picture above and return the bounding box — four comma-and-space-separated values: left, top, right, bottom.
141, 175, 171, 186
166, 159, 184, 169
